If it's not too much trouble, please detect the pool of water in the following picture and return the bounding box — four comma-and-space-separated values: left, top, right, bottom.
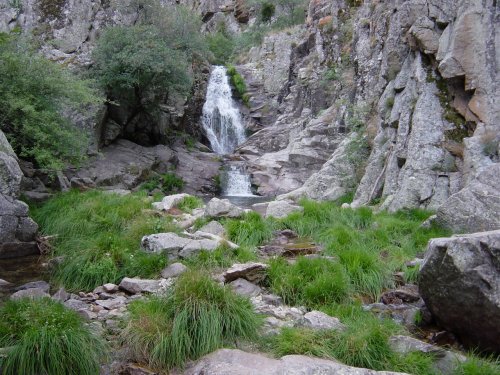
0, 255, 49, 300
222, 195, 271, 209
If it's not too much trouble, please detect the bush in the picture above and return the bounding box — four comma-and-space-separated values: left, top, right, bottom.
0, 33, 100, 170
268, 257, 351, 306
0, 297, 106, 375
226, 65, 248, 104
261, 2, 276, 22
31, 190, 176, 291
124, 271, 261, 370
206, 24, 235, 65
141, 173, 185, 195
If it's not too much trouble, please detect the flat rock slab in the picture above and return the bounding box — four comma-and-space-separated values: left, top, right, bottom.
204, 198, 243, 218
265, 201, 304, 219
10, 287, 49, 300
119, 277, 161, 294
229, 278, 261, 297
184, 349, 408, 374
161, 263, 188, 279
15, 280, 50, 293
223, 262, 269, 284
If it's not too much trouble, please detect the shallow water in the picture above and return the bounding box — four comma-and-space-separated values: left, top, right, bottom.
0, 255, 49, 300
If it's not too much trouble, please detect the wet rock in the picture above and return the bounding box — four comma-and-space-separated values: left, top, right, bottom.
184, 349, 408, 374
119, 277, 161, 294
199, 220, 226, 237
265, 201, 303, 219
419, 230, 500, 352
204, 198, 243, 218
389, 335, 466, 374
229, 278, 261, 297
152, 193, 192, 211
380, 284, 420, 305
301, 311, 345, 331
161, 262, 188, 279
15, 280, 50, 293
10, 287, 49, 300
223, 262, 268, 284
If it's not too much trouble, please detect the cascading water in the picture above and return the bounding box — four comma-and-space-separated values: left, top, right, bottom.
202, 66, 254, 197
202, 66, 247, 155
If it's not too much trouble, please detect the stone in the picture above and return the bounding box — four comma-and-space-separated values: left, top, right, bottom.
264, 201, 304, 219
301, 311, 346, 331
408, 16, 440, 55
52, 287, 70, 302
121, 363, 158, 375
380, 285, 420, 305
141, 233, 191, 254
64, 299, 91, 312
10, 288, 49, 300
198, 220, 226, 237
184, 349, 407, 374
95, 297, 127, 310
389, 335, 466, 374
204, 198, 243, 218
436, 163, 500, 233
153, 193, 192, 211
119, 277, 161, 294
160, 262, 188, 278
103, 283, 119, 293
223, 262, 269, 284
15, 280, 50, 293
419, 230, 500, 352
0, 278, 12, 290
229, 278, 261, 297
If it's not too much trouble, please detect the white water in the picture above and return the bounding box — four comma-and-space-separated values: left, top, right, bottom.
202, 66, 254, 197
224, 165, 254, 197
202, 66, 246, 155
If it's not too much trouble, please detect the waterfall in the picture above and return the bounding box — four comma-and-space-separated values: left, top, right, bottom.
202, 66, 255, 197
202, 66, 246, 155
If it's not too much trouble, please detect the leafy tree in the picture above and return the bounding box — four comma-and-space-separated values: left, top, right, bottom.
0, 33, 100, 170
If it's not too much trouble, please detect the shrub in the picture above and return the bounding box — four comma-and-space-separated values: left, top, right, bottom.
0, 297, 106, 375
0, 33, 100, 170
261, 2, 276, 22
268, 257, 351, 306
206, 24, 235, 65
141, 173, 184, 195
31, 190, 176, 290
226, 65, 248, 101
124, 271, 261, 370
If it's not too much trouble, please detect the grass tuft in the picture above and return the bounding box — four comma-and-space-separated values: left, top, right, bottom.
31, 190, 177, 291
177, 195, 203, 213
123, 271, 261, 371
0, 297, 106, 375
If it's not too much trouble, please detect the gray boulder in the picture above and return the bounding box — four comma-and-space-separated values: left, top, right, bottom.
184, 349, 407, 375
152, 193, 192, 211
15, 280, 50, 293
161, 262, 188, 279
436, 164, 500, 233
301, 311, 346, 331
229, 278, 261, 297
199, 220, 226, 237
419, 230, 500, 352
119, 277, 161, 294
141, 233, 192, 254
10, 288, 50, 300
204, 198, 243, 218
265, 201, 304, 219
223, 262, 269, 284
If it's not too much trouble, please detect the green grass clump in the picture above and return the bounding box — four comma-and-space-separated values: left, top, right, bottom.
177, 195, 203, 213
268, 257, 350, 306
140, 173, 184, 195
224, 211, 276, 248
271, 312, 436, 375
226, 65, 248, 102
453, 354, 500, 375
123, 271, 261, 371
0, 297, 106, 375
184, 245, 257, 271
31, 190, 177, 291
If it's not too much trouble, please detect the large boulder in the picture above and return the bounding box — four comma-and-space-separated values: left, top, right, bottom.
265, 201, 304, 219
419, 230, 500, 352
184, 349, 407, 375
0, 130, 38, 259
436, 163, 500, 233
204, 198, 243, 218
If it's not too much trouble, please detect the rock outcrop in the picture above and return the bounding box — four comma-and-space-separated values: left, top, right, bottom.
0, 130, 38, 259
184, 349, 407, 375
419, 230, 500, 352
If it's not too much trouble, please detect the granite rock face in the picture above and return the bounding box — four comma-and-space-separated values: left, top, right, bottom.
419, 230, 500, 352
0, 130, 38, 259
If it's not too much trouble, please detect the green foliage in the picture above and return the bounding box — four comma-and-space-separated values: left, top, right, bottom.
31, 190, 176, 291
0, 297, 106, 375
268, 257, 351, 305
261, 2, 276, 22
226, 65, 249, 105
324, 66, 340, 81
184, 245, 257, 271
0, 34, 100, 170
385, 96, 395, 109
271, 313, 436, 374
177, 196, 203, 213
92, 3, 207, 111
206, 24, 235, 65
124, 271, 261, 371
224, 211, 276, 248
453, 354, 500, 375
140, 173, 185, 195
